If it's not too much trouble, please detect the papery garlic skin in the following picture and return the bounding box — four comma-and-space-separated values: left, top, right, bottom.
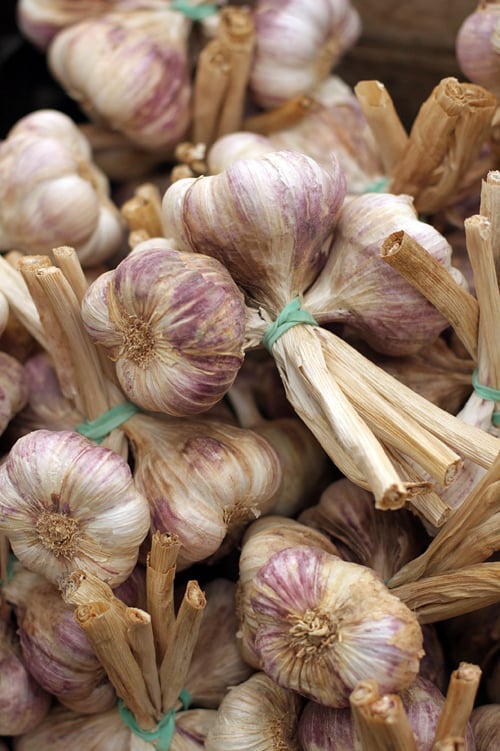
48, 9, 192, 152
162, 149, 346, 313
248, 545, 423, 708
0, 620, 51, 736
456, 1, 500, 98
0, 352, 29, 437
249, 0, 361, 108
0, 430, 150, 586
304, 192, 467, 355
205, 672, 303, 751
81, 239, 246, 416
207, 132, 276, 174
0, 110, 124, 266
470, 703, 500, 750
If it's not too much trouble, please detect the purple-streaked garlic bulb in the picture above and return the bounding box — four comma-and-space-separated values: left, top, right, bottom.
470, 703, 500, 749
0, 351, 29, 436
48, 9, 192, 153
13, 704, 217, 750
456, 1, 500, 98
81, 238, 246, 416
205, 672, 303, 751
162, 149, 346, 313
298, 676, 475, 751
0, 430, 150, 587
184, 578, 254, 708
0, 618, 51, 736
207, 132, 276, 174
17, 0, 167, 50
0, 109, 124, 266
4, 567, 115, 714
245, 545, 423, 707
124, 412, 282, 570
236, 515, 339, 669
249, 0, 361, 108
303, 192, 468, 355
298, 476, 427, 581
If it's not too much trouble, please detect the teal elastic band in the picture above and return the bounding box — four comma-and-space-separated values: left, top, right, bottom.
171, 0, 219, 20
365, 176, 390, 193
75, 402, 141, 444
472, 368, 500, 426
118, 691, 191, 751
263, 296, 319, 353
0, 552, 17, 587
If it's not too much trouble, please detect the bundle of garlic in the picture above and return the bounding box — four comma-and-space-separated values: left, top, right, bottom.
161, 148, 500, 515
0, 109, 124, 266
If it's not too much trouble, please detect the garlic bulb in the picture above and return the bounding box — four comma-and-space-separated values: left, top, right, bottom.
303, 192, 468, 355
162, 149, 346, 313
4, 567, 115, 714
48, 9, 192, 153
237, 515, 341, 669
298, 476, 427, 581
470, 703, 500, 749
0, 351, 29, 436
205, 671, 303, 751
81, 239, 246, 416
124, 412, 282, 569
0, 618, 51, 736
13, 704, 217, 750
207, 132, 276, 174
245, 545, 423, 707
184, 578, 254, 708
299, 676, 475, 751
249, 0, 361, 108
456, 1, 500, 98
0, 109, 124, 266
0, 292, 9, 338
0, 429, 150, 587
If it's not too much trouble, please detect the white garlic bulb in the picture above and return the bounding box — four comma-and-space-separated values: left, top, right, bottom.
48, 8, 192, 153
0, 109, 124, 266
0, 429, 150, 586
244, 545, 424, 708
81, 239, 246, 416
205, 672, 303, 751
249, 0, 361, 108
456, 1, 500, 97
0, 351, 29, 436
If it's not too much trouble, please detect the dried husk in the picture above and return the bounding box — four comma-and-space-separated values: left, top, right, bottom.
245, 544, 424, 707
81, 239, 246, 416
0, 351, 29, 436
183, 578, 254, 708
298, 476, 428, 581
0, 617, 51, 736
0, 429, 150, 587
0, 110, 124, 266
124, 412, 282, 569
470, 703, 500, 750
48, 9, 192, 153
205, 671, 303, 751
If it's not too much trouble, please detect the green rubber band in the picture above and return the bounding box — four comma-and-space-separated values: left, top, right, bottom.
365, 176, 390, 193
472, 368, 500, 402
75, 402, 141, 444
0, 552, 17, 588
118, 691, 191, 751
263, 296, 318, 353
171, 0, 219, 20
493, 412, 500, 426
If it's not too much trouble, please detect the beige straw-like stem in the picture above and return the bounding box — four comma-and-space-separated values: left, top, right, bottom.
192, 39, 230, 146
433, 740, 465, 751
159, 580, 206, 713
353, 692, 419, 751
60, 569, 126, 612
0, 254, 45, 345
381, 230, 479, 360
392, 562, 500, 623
121, 183, 165, 246
52, 245, 89, 304
146, 532, 181, 664
354, 80, 408, 174
125, 607, 162, 718
243, 95, 317, 135
75, 601, 157, 730
479, 169, 500, 273
432, 663, 482, 745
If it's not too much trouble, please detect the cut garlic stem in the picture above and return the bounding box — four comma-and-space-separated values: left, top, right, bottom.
146, 532, 181, 664
479, 170, 500, 272
354, 80, 408, 174
381, 230, 479, 361
121, 183, 164, 246
320, 327, 463, 487
392, 562, 500, 623
0, 255, 46, 347
243, 95, 317, 135
325, 331, 500, 469
433, 663, 482, 746
125, 608, 162, 718
159, 580, 206, 713
60, 569, 124, 611
75, 600, 157, 730
52, 245, 89, 303
192, 40, 230, 146
433, 738, 465, 751
353, 690, 419, 751
464, 215, 500, 412
272, 324, 409, 509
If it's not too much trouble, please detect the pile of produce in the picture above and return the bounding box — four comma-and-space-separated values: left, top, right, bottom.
1, 0, 500, 748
